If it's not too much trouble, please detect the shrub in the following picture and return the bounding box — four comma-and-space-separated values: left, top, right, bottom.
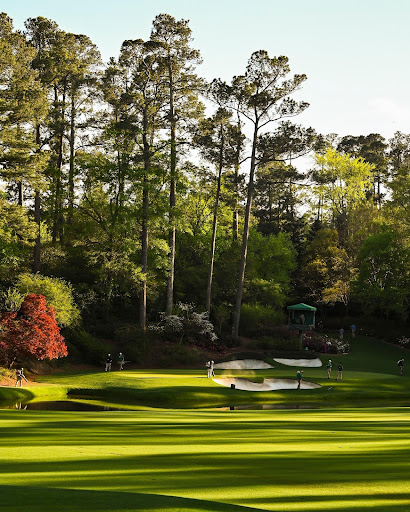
303, 331, 350, 354
250, 335, 300, 351
149, 303, 220, 350
240, 303, 285, 336
114, 324, 152, 362
66, 328, 110, 364
13, 273, 80, 327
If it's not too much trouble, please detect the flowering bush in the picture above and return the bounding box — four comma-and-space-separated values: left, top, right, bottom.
303, 331, 350, 354
149, 303, 222, 351
398, 336, 410, 349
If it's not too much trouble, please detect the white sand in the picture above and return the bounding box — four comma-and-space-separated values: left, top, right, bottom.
273, 358, 322, 368
213, 377, 321, 391
213, 359, 274, 370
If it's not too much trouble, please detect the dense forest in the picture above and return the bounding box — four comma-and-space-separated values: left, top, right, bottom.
0, 11, 409, 364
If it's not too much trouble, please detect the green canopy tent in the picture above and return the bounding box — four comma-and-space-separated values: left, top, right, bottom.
287, 303, 317, 349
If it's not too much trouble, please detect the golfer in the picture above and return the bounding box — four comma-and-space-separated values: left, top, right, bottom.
326, 359, 332, 379
337, 363, 343, 380
118, 352, 125, 370
206, 361, 211, 378
210, 360, 215, 377
397, 358, 404, 375
15, 368, 28, 387
296, 370, 303, 389
105, 354, 112, 372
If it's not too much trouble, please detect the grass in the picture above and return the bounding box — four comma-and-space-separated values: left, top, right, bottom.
4, 334, 404, 409
0, 407, 409, 511
0, 334, 409, 511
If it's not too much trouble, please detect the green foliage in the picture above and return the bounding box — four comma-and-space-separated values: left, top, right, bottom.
354, 228, 410, 318
114, 324, 151, 362
249, 335, 300, 351
245, 230, 296, 306
66, 328, 110, 364
13, 274, 80, 327
239, 303, 285, 336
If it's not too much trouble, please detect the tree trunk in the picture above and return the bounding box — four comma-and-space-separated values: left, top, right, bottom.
17, 181, 24, 207
232, 114, 241, 242
52, 83, 66, 244
68, 94, 76, 225
205, 129, 224, 314
139, 111, 150, 330
166, 64, 176, 314
33, 124, 42, 273
232, 123, 258, 339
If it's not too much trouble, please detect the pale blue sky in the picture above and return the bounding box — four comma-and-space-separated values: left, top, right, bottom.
2, 0, 410, 140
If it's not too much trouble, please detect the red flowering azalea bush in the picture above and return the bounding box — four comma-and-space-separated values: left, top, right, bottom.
0, 294, 68, 365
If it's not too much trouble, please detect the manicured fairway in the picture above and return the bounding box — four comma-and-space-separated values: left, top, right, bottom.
0, 407, 409, 511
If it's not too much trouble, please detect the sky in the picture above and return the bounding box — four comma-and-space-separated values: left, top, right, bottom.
2, 0, 410, 141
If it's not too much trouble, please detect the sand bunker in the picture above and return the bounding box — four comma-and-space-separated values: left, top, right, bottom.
213, 359, 274, 370
273, 358, 322, 368
213, 377, 321, 392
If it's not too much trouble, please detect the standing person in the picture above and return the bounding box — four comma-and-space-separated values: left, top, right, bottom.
105, 354, 112, 372
15, 368, 28, 387
296, 370, 303, 389
397, 358, 404, 375
206, 361, 211, 378
210, 360, 215, 377
326, 359, 332, 379
337, 363, 343, 380
118, 352, 125, 371
350, 324, 356, 339
339, 328, 344, 340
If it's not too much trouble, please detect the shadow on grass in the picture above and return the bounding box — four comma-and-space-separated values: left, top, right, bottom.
0, 485, 261, 512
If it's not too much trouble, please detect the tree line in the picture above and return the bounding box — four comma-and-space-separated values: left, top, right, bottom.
0, 11, 409, 344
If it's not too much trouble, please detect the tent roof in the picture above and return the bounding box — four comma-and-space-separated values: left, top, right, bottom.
287, 303, 317, 311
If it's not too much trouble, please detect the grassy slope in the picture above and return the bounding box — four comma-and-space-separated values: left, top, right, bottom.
18, 335, 407, 408
0, 407, 409, 511
0, 336, 409, 511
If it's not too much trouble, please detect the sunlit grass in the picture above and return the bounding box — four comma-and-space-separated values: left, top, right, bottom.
0, 407, 409, 511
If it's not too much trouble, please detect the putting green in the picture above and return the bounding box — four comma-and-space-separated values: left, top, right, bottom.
0, 407, 409, 511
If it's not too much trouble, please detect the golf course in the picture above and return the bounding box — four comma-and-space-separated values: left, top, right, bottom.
0, 335, 409, 512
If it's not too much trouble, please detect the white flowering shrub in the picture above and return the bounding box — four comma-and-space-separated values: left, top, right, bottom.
149, 303, 220, 349
398, 336, 410, 349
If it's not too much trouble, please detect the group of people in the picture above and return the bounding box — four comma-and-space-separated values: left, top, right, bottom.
105, 353, 125, 372
326, 359, 344, 380
296, 360, 344, 390
339, 324, 356, 340
205, 360, 215, 378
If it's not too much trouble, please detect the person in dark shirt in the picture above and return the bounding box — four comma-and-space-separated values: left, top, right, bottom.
105, 354, 113, 372
337, 363, 343, 380
296, 370, 303, 389
397, 358, 404, 375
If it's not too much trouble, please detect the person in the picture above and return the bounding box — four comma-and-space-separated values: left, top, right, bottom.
15, 368, 28, 387
350, 324, 356, 339
299, 313, 305, 324
337, 363, 343, 380
326, 359, 332, 379
118, 352, 125, 370
105, 354, 112, 372
296, 370, 304, 389
397, 358, 404, 375
339, 328, 344, 340
210, 360, 215, 377
206, 361, 211, 378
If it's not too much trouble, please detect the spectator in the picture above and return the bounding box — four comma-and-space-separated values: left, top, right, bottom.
105, 354, 112, 372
